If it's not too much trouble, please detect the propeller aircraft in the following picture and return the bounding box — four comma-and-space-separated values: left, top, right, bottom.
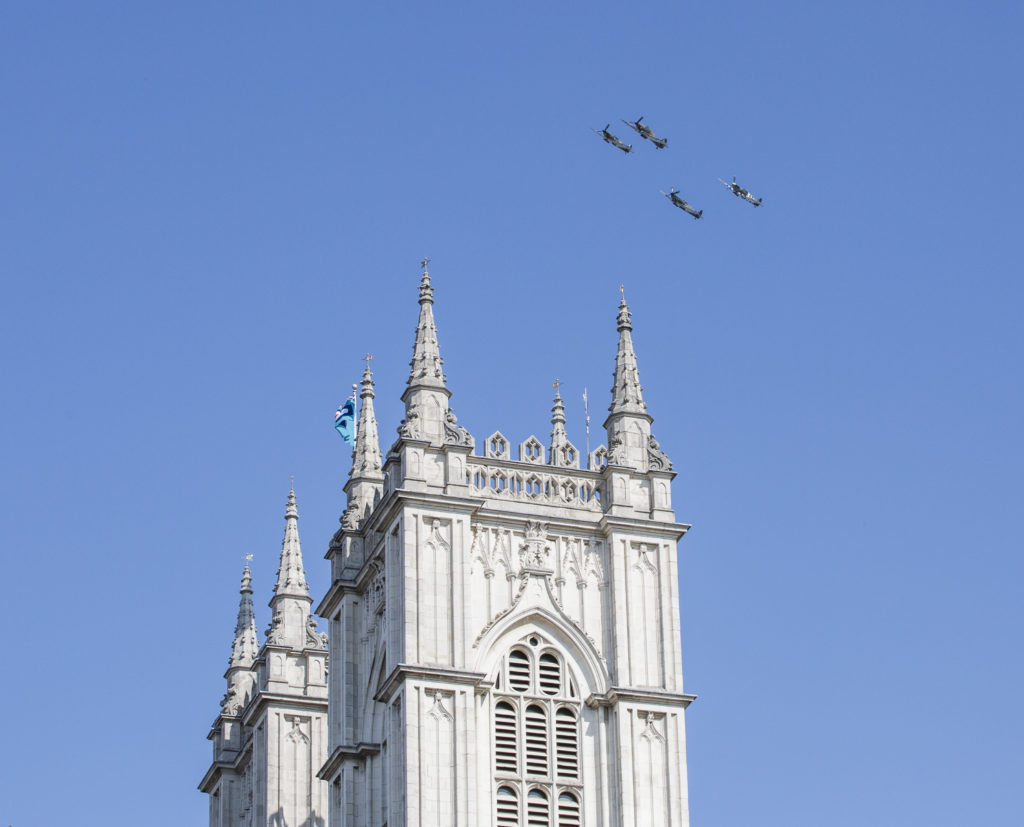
718, 176, 762, 206
592, 124, 632, 154
622, 116, 667, 149
661, 188, 703, 220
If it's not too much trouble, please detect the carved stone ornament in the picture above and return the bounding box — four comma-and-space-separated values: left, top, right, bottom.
647, 434, 673, 471
442, 408, 474, 448
639, 710, 666, 743
427, 690, 453, 722
305, 615, 328, 649
341, 503, 361, 531
220, 685, 240, 715
398, 406, 422, 439
265, 610, 284, 645
607, 434, 627, 466
519, 521, 551, 571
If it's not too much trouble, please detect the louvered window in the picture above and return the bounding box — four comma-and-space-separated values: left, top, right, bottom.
495, 701, 518, 774
524, 704, 549, 776
558, 791, 581, 826
509, 649, 531, 692
527, 788, 550, 826
538, 653, 561, 696
555, 708, 579, 779
493, 645, 583, 825
496, 786, 519, 826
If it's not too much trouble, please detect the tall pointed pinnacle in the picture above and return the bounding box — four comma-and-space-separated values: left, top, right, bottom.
406, 258, 450, 394
273, 485, 310, 599
604, 287, 655, 471
351, 355, 383, 479
229, 557, 259, 669
221, 556, 259, 715
608, 286, 648, 416
550, 378, 569, 456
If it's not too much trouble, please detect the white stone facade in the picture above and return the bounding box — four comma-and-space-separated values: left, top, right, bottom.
201, 490, 330, 827
315, 269, 694, 826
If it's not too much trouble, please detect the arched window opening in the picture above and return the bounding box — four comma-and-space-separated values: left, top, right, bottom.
527, 788, 550, 826
495, 701, 518, 774
555, 708, 579, 779
492, 645, 583, 823
525, 704, 549, 777
509, 649, 531, 693
538, 652, 561, 696
496, 785, 519, 826
558, 791, 581, 826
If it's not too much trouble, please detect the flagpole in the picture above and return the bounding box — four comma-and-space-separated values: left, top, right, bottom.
350, 382, 357, 470
583, 386, 590, 469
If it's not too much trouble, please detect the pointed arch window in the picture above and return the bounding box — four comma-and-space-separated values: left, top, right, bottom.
492, 644, 583, 825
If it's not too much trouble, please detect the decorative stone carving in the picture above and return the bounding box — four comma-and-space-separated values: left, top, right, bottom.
398, 406, 421, 439
305, 615, 328, 649
286, 716, 310, 744
519, 436, 545, 464
639, 710, 666, 742
427, 518, 450, 550
551, 440, 580, 469
427, 690, 453, 722
607, 434, 627, 466
484, 431, 509, 459
647, 434, 673, 471
370, 567, 386, 613
220, 685, 240, 715
265, 610, 284, 645
341, 503, 361, 531
442, 409, 474, 448
589, 445, 608, 471
633, 543, 658, 574
519, 521, 551, 571
584, 540, 605, 584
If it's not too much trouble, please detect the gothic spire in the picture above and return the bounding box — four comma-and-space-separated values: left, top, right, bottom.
229, 559, 259, 668
549, 379, 568, 458
406, 259, 450, 394
273, 486, 310, 599
351, 357, 383, 478
608, 288, 648, 416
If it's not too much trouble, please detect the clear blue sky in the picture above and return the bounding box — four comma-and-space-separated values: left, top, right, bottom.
2, 2, 1022, 824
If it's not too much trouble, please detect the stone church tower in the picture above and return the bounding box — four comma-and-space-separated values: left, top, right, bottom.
201, 488, 330, 827
316, 267, 694, 826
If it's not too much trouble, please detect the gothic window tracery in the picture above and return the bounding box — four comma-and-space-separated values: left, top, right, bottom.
492, 643, 582, 825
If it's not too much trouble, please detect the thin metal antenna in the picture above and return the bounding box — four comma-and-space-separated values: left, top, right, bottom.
583, 386, 591, 467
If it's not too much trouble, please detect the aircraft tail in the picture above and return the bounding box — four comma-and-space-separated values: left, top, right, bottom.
696, 210, 703, 219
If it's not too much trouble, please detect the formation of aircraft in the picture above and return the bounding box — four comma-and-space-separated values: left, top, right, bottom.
591, 124, 632, 154
593, 113, 766, 221
719, 176, 763, 206
661, 189, 703, 220
622, 116, 668, 149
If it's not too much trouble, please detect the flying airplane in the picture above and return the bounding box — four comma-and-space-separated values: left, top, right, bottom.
622, 116, 668, 149
661, 188, 703, 219
718, 176, 762, 206
592, 124, 632, 154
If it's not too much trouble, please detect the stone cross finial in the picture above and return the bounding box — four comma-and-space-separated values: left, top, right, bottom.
364, 352, 373, 370
553, 377, 562, 394
420, 256, 431, 274
244, 553, 253, 563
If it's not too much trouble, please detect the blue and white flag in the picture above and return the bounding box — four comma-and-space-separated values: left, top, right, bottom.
334, 397, 356, 444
